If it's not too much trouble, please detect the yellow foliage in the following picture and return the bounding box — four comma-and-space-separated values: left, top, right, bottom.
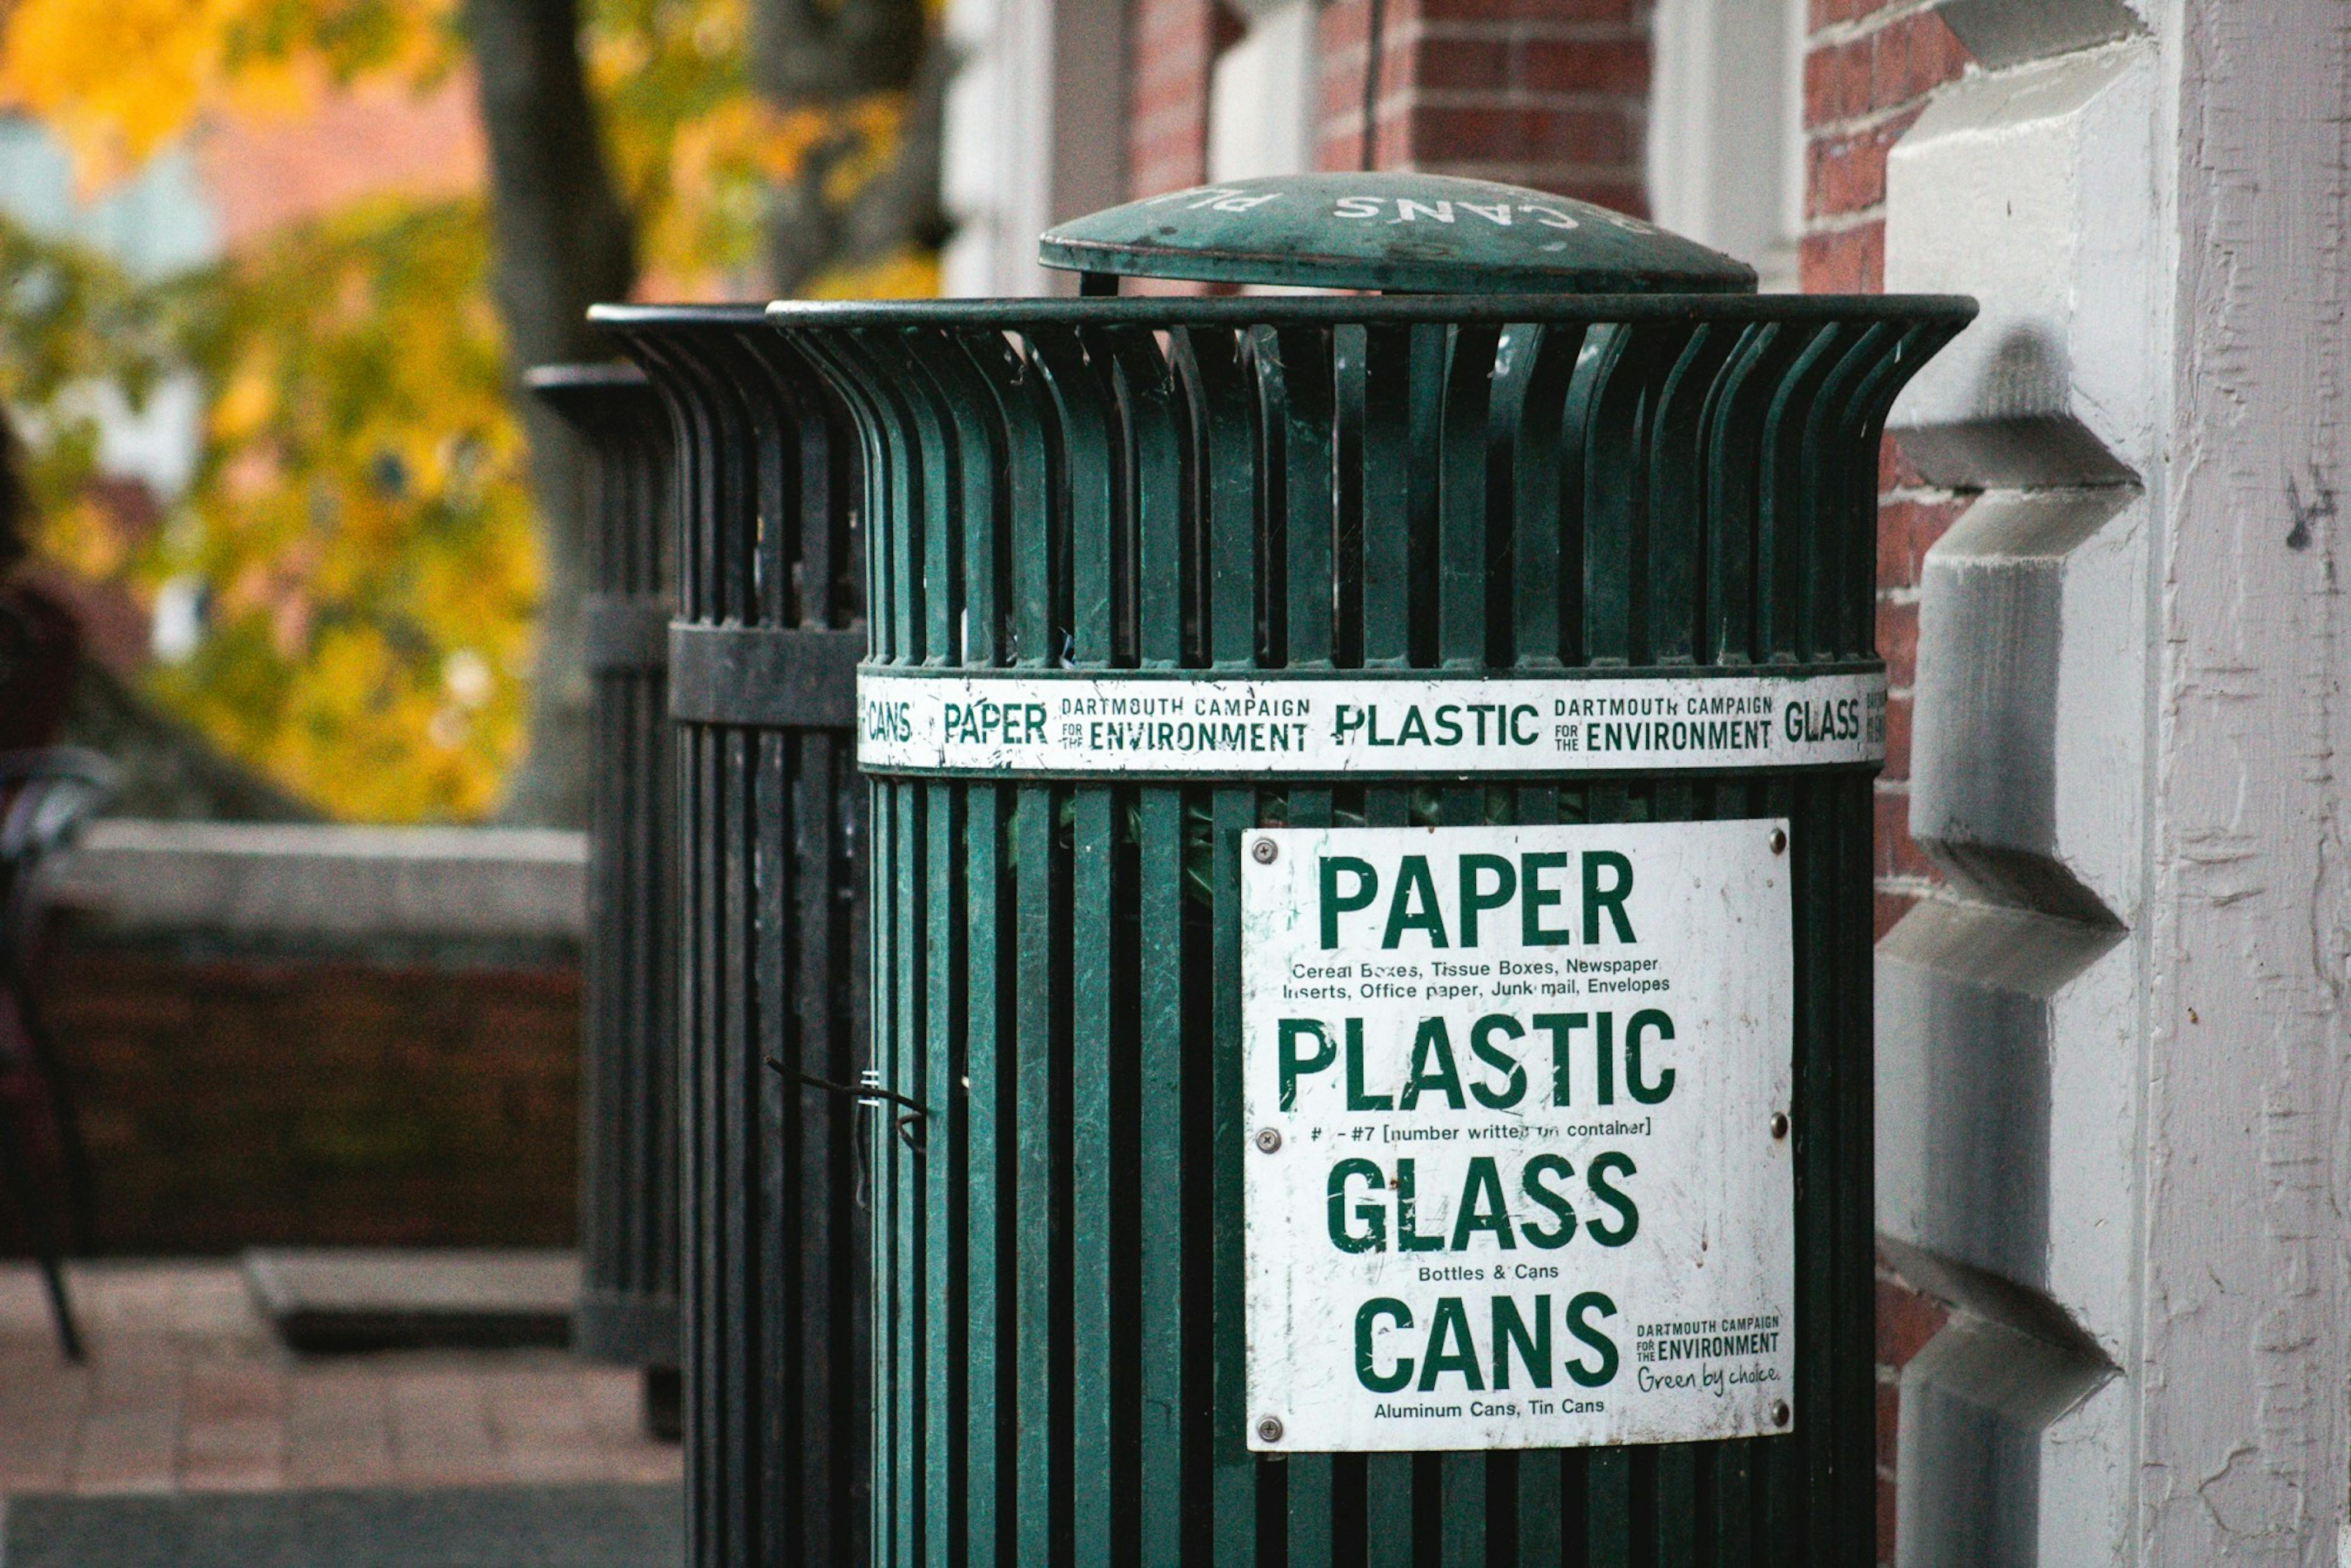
582, 0, 930, 293
211, 364, 276, 443
2, 0, 940, 296
586, 0, 768, 289
805, 246, 939, 300
2, 0, 240, 182
819, 93, 905, 205
146, 197, 535, 822
0, 0, 943, 820
35, 494, 129, 580
0, 0, 456, 190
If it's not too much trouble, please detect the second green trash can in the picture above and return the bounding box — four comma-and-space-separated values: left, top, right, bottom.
779, 173, 1971, 1564
526, 362, 681, 1435
589, 307, 870, 1565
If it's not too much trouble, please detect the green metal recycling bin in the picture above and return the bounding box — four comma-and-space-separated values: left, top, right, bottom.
586, 307, 871, 1565
526, 363, 682, 1435
773, 173, 1973, 1564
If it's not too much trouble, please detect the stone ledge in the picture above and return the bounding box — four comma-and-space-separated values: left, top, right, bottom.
45, 821, 587, 944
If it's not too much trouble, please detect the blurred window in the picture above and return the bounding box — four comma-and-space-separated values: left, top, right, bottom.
1647, 0, 1807, 291
940, 0, 1130, 297
1207, 0, 1320, 185
0, 118, 221, 279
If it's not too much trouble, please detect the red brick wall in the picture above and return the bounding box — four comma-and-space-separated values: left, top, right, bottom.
1130, 0, 1652, 211
1130, 0, 1241, 200
7, 934, 580, 1257
197, 73, 484, 252
1800, 0, 1972, 943
1804, 7, 1972, 1562
1316, 0, 1650, 209
1876, 1252, 1953, 1563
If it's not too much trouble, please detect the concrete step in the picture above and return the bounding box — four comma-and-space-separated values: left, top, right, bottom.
243, 1249, 578, 1353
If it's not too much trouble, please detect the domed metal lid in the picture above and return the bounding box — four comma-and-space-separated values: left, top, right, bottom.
1040, 172, 1756, 295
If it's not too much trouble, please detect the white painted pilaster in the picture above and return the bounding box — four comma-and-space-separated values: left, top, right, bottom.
940, 0, 1130, 297
1207, 0, 1321, 186
1878, 0, 2351, 1560
2138, 5, 2351, 1556
1648, 0, 1808, 290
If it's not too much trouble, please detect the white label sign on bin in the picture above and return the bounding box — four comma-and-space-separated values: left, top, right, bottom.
1240, 821, 1795, 1453
856, 669, 1886, 777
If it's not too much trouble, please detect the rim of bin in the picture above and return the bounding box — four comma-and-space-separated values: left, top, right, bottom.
523, 361, 656, 436
523, 361, 648, 389
589, 303, 771, 324
753, 293, 1977, 329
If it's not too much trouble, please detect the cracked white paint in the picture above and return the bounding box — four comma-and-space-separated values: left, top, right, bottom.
2141, 4, 2351, 1556
1882, 0, 2351, 1560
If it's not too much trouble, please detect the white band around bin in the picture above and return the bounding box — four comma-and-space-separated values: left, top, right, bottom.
857, 667, 1886, 778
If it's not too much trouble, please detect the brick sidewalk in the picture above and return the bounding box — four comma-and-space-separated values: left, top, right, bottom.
0, 1262, 680, 1496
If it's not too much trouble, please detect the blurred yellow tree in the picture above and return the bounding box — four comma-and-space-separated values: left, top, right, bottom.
0, 0, 453, 187
152, 198, 534, 821
0, 0, 935, 306
0, 0, 939, 820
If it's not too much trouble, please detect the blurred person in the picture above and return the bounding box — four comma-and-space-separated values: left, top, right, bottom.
0, 406, 96, 1330
0, 414, 79, 749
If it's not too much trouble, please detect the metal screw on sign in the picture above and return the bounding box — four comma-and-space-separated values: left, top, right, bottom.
1769, 828, 1788, 856
1254, 1127, 1283, 1154
1252, 837, 1278, 864
1770, 1400, 1792, 1428
1770, 1113, 1791, 1141
1257, 1416, 1285, 1443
